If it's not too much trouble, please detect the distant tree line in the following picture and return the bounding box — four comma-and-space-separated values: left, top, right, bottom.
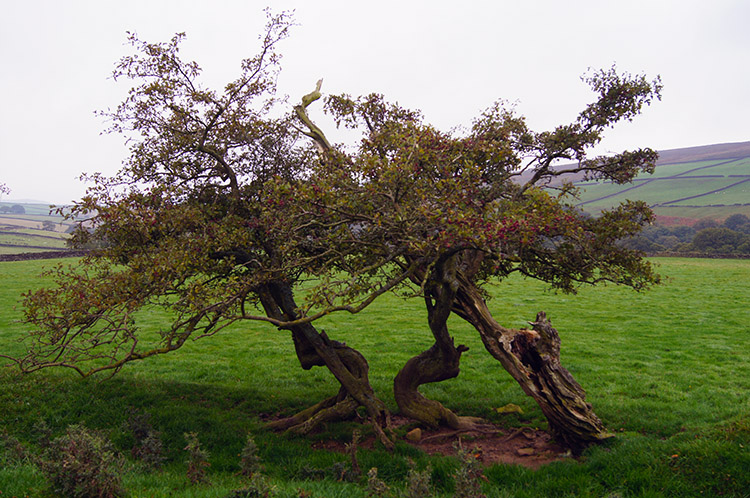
623, 213, 750, 255
0, 204, 26, 214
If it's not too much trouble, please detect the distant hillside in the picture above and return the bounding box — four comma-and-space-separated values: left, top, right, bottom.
573, 141, 750, 224
654, 142, 750, 164
0, 203, 75, 257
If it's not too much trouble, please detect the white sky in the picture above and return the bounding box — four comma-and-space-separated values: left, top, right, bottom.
1, 0, 748, 204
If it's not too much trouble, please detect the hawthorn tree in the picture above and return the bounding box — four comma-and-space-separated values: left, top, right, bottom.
8, 13, 398, 449
5, 14, 662, 453
290, 66, 661, 450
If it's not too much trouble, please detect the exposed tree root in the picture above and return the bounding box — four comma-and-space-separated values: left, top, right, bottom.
267, 390, 359, 435
419, 423, 503, 443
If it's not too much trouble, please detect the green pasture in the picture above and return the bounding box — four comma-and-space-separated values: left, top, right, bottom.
666, 181, 750, 206
576, 157, 750, 215
0, 214, 56, 225
1, 228, 67, 238
0, 247, 52, 255
0, 232, 68, 250
0, 206, 73, 254
0, 203, 75, 234
579, 177, 748, 210
683, 157, 750, 177
1, 258, 749, 497
642, 158, 750, 179
656, 204, 750, 220
645, 159, 730, 178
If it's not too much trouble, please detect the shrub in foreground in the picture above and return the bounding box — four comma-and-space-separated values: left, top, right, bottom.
184, 431, 210, 485
40, 424, 124, 498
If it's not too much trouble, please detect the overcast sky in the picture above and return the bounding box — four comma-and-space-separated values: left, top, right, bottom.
1, 0, 748, 204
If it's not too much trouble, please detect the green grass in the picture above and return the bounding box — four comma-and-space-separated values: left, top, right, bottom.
1, 258, 749, 497
0, 204, 74, 255
575, 157, 750, 216
0, 246, 53, 255
644, 159, 730, 179
654, 204, 750, 221
7, 228, 69, 238
0, 232, 68, 248
636, 158, 750, 180
0, 210, 72, 254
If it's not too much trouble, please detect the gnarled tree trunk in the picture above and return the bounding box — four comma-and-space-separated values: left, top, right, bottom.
393, 324, 469, 429
259, 281, 394, 450
453, 280, 613, 452
394, 255, 476, 430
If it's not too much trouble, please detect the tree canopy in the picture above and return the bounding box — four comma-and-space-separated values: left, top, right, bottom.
5, 12, 662, 452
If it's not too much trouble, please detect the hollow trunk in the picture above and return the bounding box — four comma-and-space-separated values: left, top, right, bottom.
258, 281, 394, 450
452, 281, 613, 452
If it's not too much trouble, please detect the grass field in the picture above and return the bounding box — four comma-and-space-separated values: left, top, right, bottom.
1, 258, 749, 497
575, 156, 750, 220
0, 205, 74, 256
0, 232, 68, 249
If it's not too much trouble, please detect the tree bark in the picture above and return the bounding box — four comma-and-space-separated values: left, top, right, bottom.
258, 282, 394, 450
452, 280, 613, 452
266, 387, 358, 434
394, 255, 476, 429
393, 339, 469, 429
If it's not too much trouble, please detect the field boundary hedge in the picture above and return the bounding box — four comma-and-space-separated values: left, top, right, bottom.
0, 250, 90, 262
648, 251, 750, 259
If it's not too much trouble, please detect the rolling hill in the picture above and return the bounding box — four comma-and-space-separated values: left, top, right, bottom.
2, 141, 748, 257
573, 141, 750, 224
0, 203, 75, 257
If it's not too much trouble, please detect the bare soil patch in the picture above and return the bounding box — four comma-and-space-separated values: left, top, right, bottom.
310, 416, 572, 469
